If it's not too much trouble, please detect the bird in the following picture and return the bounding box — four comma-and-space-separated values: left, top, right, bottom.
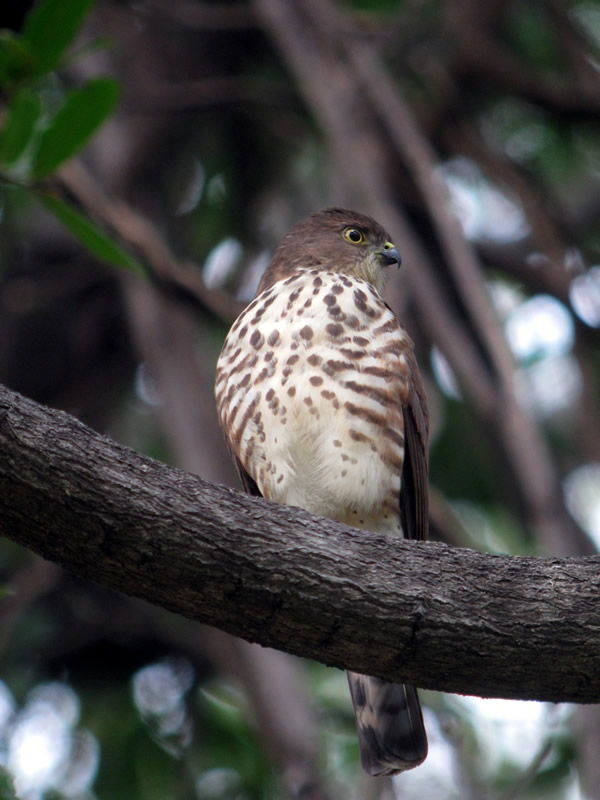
214, 207, 429, 776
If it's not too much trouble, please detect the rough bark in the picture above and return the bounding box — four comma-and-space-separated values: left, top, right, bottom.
1, 382, 599, 704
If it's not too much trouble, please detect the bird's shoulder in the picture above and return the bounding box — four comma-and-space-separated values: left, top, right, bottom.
234, 268, 397, 333
217, 269, 416, 391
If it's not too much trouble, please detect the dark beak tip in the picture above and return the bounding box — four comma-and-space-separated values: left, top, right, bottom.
381, 248, 401, 267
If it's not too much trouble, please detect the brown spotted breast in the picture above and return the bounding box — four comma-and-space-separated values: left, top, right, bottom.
215, 269, 414, 535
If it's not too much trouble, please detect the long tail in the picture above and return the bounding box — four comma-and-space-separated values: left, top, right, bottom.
347, 672, 428, 776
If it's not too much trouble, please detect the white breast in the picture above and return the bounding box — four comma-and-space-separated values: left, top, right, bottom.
215, 270, 413, 536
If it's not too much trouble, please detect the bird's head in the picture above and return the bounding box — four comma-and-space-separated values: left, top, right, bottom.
257, 207, 401, 295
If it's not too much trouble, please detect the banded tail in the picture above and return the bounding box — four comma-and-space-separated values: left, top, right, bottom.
347, 672, 428, 776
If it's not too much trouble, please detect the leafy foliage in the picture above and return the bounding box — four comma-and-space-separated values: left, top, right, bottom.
0, 0, 130, 270
22, 0, 95, 76
40, 194, 142, 272
32, 77, 119, 177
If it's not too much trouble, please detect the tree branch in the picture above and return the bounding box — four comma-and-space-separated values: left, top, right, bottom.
54, 160, 243, 326
1, 383, 599, 704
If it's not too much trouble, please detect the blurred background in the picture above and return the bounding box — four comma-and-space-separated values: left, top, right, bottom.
1, 0, 600, 798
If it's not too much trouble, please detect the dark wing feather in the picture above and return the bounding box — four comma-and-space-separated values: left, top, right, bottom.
234, 458, 263, 497
400, 353, 429, 541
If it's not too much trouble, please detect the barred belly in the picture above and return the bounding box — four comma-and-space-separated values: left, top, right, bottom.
215, 270, 413, 536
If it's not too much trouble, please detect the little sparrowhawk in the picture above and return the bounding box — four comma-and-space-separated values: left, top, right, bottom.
214, 207, 429, 776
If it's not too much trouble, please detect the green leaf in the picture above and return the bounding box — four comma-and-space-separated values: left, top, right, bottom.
41, 194, 144, 273
0, 766, 18, 800
23, 0, 96, 75
0, 31, 36, 86
0, 585, 14, 601
0, 89, 42, 165
32, 78, 119, 177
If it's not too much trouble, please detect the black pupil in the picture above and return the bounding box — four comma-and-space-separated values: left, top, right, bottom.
349, 229, 361, 242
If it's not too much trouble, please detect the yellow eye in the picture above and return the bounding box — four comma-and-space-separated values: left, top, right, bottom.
342, 227, 367, 245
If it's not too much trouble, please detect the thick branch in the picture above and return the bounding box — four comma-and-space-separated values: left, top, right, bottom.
1, 382, 599, 703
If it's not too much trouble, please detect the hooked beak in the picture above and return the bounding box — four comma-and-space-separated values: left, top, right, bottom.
377, 242, 402, 267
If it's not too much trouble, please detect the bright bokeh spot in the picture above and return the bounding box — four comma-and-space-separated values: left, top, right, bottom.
432, 280, 581, 419
569, 266, 600, 327
454, 697, 552, 769
496, 292, 581, 418
174, 159, 205, 215
0, 680, 16, 734
133, 658, 194, 718
439, 157, 529, 242
564, 463, 600, 548
392, 709, 461, 799
236, 250, 271, 302
514, 354, 582, 418
134, 361, 162, 406
203, 237, 243, 289
4, 682, 98, 799
488, 280, 525, 318
8, 710, 70, 794
505, 294, 574, 361
430, 346, 461, 400
132, 658, 195, 746
58, 729, 100, 797
570, 3, 600, 48
196, 767, 244, 799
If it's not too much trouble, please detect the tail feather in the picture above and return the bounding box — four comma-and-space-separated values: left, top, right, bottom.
347, 671, 428, 776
